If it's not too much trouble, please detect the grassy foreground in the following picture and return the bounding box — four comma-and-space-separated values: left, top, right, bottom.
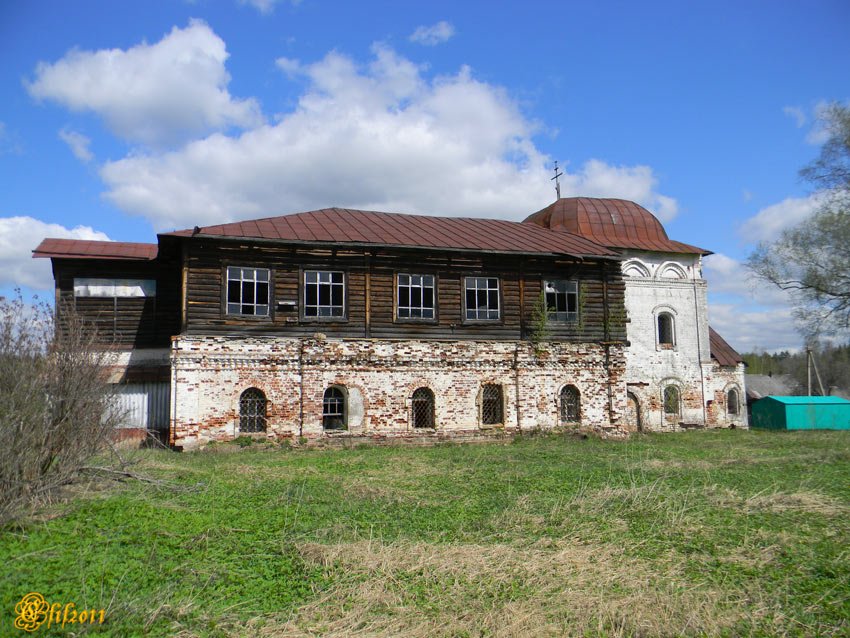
2, 430, 849, 637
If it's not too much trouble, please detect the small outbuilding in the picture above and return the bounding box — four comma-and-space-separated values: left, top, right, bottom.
751, 396, 850, 431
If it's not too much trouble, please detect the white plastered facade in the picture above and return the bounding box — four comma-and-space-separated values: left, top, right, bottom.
620, 250, 747, 431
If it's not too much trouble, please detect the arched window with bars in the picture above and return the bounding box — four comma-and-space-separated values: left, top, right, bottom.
658, 312, 675, 346
411, 387, 435, 428
239, 388, 267, 433
323, 386, 347, 430
727, 388, 740, 415
481, 384, 503, 425
663, 385, 680, 417
560, 385, 581, 424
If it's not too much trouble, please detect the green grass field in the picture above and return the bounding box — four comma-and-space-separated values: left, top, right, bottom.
2, 430, 849, 637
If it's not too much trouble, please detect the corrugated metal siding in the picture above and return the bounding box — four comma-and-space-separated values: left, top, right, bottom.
113, 382, 170, 432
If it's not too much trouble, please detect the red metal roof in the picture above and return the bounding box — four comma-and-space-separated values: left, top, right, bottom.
523, 198, 710, 255
32, 238, 158, 261
165, 207, 618, 258
709, 327, 743, 367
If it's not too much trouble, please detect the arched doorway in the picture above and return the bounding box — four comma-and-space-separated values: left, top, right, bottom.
625, 392, 642, 432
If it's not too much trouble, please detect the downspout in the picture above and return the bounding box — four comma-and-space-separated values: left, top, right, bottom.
516, 263, 524, 432
692, 258, 707, 425
602, 263, 614, 423
299, 339, 305, 438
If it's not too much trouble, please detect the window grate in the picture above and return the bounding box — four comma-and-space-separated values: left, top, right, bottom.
323, 386, 347, 430
239, 388, 267, 433
658, 313, 674, 345
560, 385, 581, 423
727, 389, 739, 415
482, 384, 503, 425
663, 386, 680, 416
411, 388, 435, 428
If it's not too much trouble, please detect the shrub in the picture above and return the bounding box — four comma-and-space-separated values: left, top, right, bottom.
0, 291, 120, 526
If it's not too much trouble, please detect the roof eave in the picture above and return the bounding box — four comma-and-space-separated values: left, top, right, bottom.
170, 232, 622, 261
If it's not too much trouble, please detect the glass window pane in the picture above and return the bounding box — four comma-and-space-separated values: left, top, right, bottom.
423, 288, 433, 308
242, 304, 254, 315
423, 308, 433, 319
331, 285, 343, 307
399, 287, 409, 307
332, 272, 343, 284
228, 281, 241, 304
568, 294, 577, 313
256, 282, 269, 305
411, 287, 421, 307
306, 285, 317, 306
256, 305, 268, 316
423, 275, 434, 287
305, 271, 317, 283
242, 282, 254, 304
227, 303, 241, 314
399, 308, 409, 318
319, 285, 330, 306
399, 274, 409, 286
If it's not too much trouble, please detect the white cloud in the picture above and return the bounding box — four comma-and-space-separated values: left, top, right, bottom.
58, 128, 93, 162
0, 217, 110, 290
27, 20, 262, 147
238, 0, 299, 14
409, 21, 455, 46
739, 194, 823, 243
783, 105, 806, 128
100, 45, 677, 231
708, 302, 800, 353
704, 252, 802, 352
805, 101, 834, 146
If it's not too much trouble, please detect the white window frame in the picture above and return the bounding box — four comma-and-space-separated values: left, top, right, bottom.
396, 273, 436, 321
544, 280, 579, 322
303, 270, 346, 319
464, 276, 500, 321
226, 266, 270, 317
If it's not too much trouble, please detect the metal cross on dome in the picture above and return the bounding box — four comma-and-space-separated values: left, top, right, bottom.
551, 161, 564, 199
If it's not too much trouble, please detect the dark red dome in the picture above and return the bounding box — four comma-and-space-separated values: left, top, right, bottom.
523, 197, 709, 255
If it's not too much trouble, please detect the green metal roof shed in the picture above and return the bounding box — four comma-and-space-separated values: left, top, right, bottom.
751, 396, 850, 430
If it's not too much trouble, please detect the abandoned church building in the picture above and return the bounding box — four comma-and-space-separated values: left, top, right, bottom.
33, 197, 747, 448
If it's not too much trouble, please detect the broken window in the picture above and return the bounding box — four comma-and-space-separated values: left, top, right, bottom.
397, 274, 435, 319
411, 387, 435, 428
465, 277, 500, 320
544, 280, 578, 322
727, 388, 739, 415
227, 267, 270, 316
323, 386, 347, 430
560, 385, 581, 423
663, 385, 680, 416
304, 271, 345, 318
481, 384, 503, 425
658, 312, 675, 346
239, 388, 267, 433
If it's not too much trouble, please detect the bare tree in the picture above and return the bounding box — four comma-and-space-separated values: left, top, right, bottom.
0, 291, 122, 526
748, 103, 850, 338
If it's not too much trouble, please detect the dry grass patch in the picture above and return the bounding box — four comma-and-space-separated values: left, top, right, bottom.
710, 487, 848, 516
260, 539, 742, 638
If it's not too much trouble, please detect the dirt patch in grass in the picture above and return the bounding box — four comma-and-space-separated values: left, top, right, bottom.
260, 539, 742, 638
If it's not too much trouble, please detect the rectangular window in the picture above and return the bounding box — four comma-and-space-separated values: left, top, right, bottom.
226, 267, 270, 316
73, 278, 156, 298
397, 273, 435, 320
304, 270, 345, 318
543, 280, 578, 322
465, 277, 500, 320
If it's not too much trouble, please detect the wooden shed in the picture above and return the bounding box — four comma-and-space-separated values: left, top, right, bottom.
751, 396, 850, 430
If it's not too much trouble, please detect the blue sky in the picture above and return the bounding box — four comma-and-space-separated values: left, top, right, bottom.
1, 0, 847, 351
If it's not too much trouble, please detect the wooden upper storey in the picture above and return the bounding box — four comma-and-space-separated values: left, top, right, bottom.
34, 208, 629, 345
